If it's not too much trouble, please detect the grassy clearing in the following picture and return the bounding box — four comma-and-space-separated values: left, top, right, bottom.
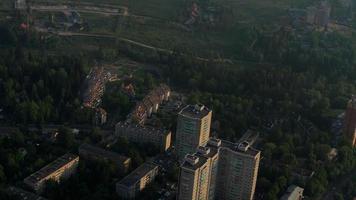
29, 0, 295, 58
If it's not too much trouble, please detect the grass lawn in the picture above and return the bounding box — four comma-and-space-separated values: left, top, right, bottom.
29, 0, 296, 59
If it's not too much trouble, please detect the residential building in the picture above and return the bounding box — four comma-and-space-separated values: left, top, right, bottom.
344, 96, 356, 146
176, 104, 212, 159
177, 138, 261, 200
79, 143, 131, 172
15, 0, 27, 10
7, 186, 48, 200
24, 153, 79, 193
177, 145, 219, 200
280, 185, 304, 200
116, 162, 159, 199
306, 1, 331, 27
115, 121, 171, 151
130, 84, 171, 124
94, 108, 107, 125
215, 140, 260, 200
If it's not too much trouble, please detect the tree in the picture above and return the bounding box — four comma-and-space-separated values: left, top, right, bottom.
0, 165, 6, 185
57, 127, 75, 148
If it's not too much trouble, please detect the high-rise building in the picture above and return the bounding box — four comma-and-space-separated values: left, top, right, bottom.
215, 140, 260, 200
176, 104, 212, 159
177, 138, 261, 200
344, 96, 356, 147
177, 146, 219, 200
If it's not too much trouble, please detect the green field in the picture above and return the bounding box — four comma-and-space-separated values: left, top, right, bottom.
24, 0, 321, 59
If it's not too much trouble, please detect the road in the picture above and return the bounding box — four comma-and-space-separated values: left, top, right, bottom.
34, 27, 235, 64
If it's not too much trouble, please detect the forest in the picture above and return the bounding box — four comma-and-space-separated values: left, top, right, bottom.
0, 7, 356, 199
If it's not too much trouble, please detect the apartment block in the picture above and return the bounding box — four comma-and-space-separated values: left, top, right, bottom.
79, 143, 131, 172
176, 104, 212, 159
130, 84, 171, 124
116, 162, 159, 199
115, 121, 171, 151
178, 138, 261, 200
178, 145, 219, 200
24, 153, 79, 193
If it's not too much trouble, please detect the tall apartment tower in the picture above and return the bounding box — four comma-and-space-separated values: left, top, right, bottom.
177, 138, 261, 200
177, 146, 219, 200
215, 141, 260, 200
176, 104, 212, 159
344, 96, 356, 147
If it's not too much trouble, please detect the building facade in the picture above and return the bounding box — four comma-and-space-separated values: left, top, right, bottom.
344, 96, 356, 147
176, 104, 212, 159
177, 146, 219, 200
115, 121, 172, 151
177, 138, 261, 200
116, 162, 159, 199
130, 84, 171, 124
24, 153, 79, 193
79, 143, 131, 172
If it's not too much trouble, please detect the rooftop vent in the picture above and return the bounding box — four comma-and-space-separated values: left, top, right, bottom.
237, 141, 250, 152
194, 104, 205, 112
197, 146, 210, 155
208, 138, 222, 147
185, 154, 199, 165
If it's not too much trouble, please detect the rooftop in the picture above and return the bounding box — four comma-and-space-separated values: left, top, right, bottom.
182, 145, 219, 170
182, 153, 208, 170
79, 143, 130, 163
182, 137, 260, 170
221, 140, 260, 157
237, 129, 259, 146
117, 162, 158, 187
116, 121, 171, 136
24, 153, 78, 185
179, 104, 211, 119
280, 185, 304, 200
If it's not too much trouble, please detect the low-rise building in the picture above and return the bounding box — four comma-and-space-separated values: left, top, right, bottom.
306, 1, 331, 27
116, 162, 159, 199
24, 153, 79, 193
130, 84, 171, 124
79, 143, 131, 172
7, 186, 48, 200
115, 121, 171, 151
280, 185, 304, 200
94, 108, 107, 125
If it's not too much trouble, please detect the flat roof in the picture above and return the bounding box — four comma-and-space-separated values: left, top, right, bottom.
7, 187, 48, 200
179, 104, 211, 119
79, 143, 130, 163
116, 121, 171, 136
182, 145, 219, 170
24, 153, 78, 185
117, 162, 158, 187
221, 140, 260, 157
237, 129, 259, 146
